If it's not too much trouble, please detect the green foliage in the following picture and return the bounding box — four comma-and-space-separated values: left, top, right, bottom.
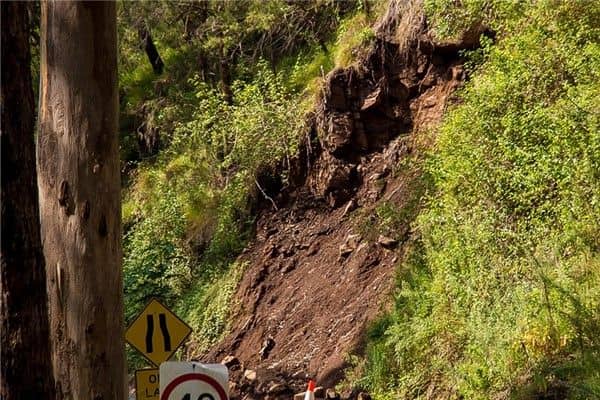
424, 0, 525, 40
176, 261, 247, 355
333, 12, 377, 68
361, 1, 600, 398
122, 59, 308, 371
119, 0, 388, 372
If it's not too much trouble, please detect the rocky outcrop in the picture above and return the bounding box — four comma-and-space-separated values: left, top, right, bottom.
304, 15, 472, 208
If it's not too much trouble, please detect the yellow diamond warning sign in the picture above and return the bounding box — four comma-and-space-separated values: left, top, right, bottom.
126, 298, 192, 366
135, 368, 159, 400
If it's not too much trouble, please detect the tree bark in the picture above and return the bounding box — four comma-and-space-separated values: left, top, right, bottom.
139, 26, 164, 74
37, 2, 126, 399
1, 2, 56, 398
219, 43, 233, 105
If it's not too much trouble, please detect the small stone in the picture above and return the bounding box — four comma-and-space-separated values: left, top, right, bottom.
266, 227, 278, 237
291, 370, 306, 379
307, 242, 320, 256
220, 355, 239, 368
340, 233, 362, 259
347, 233, 361, 245
377, 235, 398, 249
369, 172, 383, 181
341, 199, 357, 218
340, 389, 357, 400
339, 243, 353, 258
244, 369, 257, 381
268, 383, 288, 394
264, 244, 278, 258
259, 336, 275, 360
314, 386, 325, 398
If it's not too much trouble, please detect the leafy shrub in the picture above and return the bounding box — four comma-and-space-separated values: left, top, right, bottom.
176, 262, 248, 356
361, 1, 600, 398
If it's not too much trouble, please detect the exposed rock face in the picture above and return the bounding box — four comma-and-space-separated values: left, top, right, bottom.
304, 18, 473, 208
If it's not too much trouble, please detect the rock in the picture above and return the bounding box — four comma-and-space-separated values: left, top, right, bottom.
326, 388, 340, 399
340, 233, 362, 258
268, 383, 289, 395
294, 392, 306, 400
325, 69, 349, 111
259, 336, 275, 360
340, 389, 357, 400
220, 355, 240, 369
377, 235, 398, 249
357, 392, 371, 400
361, 86, 383, 111
321, 111, 354, 156
339, 243, 354, 258
243, 369, 257, 381
307, 152, 357, 207
341, 199, 357, 218
291, 370, 307, 379
314, 386, 326, 398
346, 233, 361, 247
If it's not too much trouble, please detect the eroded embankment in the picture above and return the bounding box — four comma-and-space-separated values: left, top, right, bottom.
198, 3, 483, 398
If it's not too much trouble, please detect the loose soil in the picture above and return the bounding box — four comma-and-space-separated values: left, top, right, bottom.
197, 3, 484, 397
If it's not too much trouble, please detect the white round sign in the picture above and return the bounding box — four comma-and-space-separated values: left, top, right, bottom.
160, 362, 229, 400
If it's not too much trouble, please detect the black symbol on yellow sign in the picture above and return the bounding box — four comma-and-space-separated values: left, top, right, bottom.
145, 313, 171, 353
126, 298, 192, 366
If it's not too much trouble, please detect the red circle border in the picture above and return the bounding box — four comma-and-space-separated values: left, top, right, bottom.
160, 372, 228, 400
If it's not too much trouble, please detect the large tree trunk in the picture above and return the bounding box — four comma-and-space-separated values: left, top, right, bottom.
37, 2, 126, 399
0, 2, 56, 398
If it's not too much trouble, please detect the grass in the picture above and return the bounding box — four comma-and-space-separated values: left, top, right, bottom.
357, 0, 600, 398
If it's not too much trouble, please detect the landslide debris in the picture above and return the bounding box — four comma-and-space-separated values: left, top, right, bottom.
197, 1, 485, 398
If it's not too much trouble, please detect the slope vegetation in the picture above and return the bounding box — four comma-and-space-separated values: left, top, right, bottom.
359, 1, 600, 399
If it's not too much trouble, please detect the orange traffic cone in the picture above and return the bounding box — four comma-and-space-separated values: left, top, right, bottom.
304, 379, 316, 400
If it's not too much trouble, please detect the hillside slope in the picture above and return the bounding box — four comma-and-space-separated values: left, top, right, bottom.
200, 3, 479, 397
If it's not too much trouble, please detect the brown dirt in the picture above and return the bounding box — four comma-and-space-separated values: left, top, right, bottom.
198, 3, 483, 398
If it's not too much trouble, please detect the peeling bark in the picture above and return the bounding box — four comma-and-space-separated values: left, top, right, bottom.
37, 2, 126, 399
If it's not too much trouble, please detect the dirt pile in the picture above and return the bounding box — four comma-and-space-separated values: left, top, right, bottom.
198, 2, 483, 398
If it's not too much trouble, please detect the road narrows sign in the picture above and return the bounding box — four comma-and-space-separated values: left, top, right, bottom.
159, 362, 229, 400
135, 368, 159, 400
126, 298, 192, 366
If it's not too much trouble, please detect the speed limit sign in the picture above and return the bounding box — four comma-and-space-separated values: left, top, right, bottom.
159, 362, 229, 400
